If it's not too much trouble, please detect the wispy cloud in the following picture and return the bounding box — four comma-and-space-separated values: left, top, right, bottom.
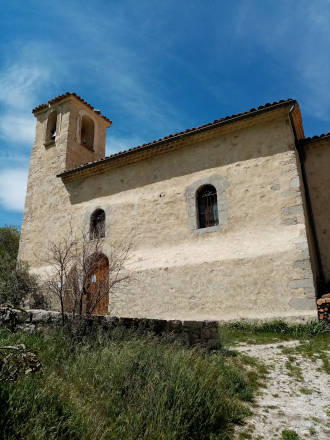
0, 41, 65, 145
0, 41, 65, 216
0, 114, 35, 145
0, 63, 50, 110
0, 168, 28, 212
47, 2, 187, 138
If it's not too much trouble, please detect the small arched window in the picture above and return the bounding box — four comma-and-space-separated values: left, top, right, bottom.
197, 185, 219, 229
46, 111, 57, 143
90, 209, 105, 240
81, 115, 95, 149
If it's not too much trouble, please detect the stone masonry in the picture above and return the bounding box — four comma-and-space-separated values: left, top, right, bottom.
18, 94, 325, 322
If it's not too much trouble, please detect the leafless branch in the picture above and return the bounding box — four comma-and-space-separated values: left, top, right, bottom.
44, 225, 132, 324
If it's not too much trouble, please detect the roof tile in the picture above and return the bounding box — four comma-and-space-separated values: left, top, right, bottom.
58, 98, 296, 178
32, 92, 112, 124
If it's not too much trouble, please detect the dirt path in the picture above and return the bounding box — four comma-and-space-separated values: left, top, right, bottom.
233, 341, 330, 439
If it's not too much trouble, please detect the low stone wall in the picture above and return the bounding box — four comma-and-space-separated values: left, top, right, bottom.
0, 306, 220, 350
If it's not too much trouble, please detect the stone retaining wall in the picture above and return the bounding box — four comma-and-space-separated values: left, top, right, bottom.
0, 307, 220, 350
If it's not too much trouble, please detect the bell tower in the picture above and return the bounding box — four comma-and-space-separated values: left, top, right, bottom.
19, 93, 111, 266
32, 92, 112, 173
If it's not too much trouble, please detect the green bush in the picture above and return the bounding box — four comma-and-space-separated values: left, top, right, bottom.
0, 226, 43, 308
0, 328, 254, 440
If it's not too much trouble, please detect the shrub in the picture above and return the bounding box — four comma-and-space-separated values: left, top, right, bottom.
0, 226, 44, 308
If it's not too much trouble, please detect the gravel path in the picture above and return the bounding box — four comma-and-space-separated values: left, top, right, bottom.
233, 341, 330, 439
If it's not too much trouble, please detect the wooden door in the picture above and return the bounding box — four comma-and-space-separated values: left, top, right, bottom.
86, 255, 109, 315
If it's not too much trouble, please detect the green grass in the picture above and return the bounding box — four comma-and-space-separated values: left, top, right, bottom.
285, 355, 304, 381
299, 387, 313, 395
219, 320, 330, 373
308, 426, 317, 436
0, 327, 259, 440
281, 429, 301, 440
219, 319, 329, 347
281, 333, 330, 373
1, 319, 327, 439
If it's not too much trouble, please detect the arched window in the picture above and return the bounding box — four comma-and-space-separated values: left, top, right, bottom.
81, 115, 94, 149
46, 111, 57, 143
90, 209, 105, 240
197, 185, 219, 228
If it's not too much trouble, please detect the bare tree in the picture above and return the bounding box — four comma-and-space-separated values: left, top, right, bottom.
44, 226, 131, 324
67, 230, 108, 317
43, 232, 77, 325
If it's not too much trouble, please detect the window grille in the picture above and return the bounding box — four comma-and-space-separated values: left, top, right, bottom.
90, 209, 105, 240
197, 185, 219, 228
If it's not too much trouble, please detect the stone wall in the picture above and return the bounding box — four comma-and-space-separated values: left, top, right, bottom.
0, 307, 220, 350
302, 138, 330, 289
19, 101, 318, 321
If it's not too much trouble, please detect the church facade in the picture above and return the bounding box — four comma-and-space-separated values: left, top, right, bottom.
19, 92, 330, 321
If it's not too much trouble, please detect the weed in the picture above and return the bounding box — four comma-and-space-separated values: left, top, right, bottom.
281, 429, 301, 439
285, 359, 303, 381
238, 431, 253, 439
309, 426, 317, 436
299, 387, 313, 395
281, 334, 330, 374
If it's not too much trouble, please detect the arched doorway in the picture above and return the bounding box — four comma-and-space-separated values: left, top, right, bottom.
86, 254, 109, 315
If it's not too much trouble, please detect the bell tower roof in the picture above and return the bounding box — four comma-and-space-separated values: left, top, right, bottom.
32, 92, 112, 126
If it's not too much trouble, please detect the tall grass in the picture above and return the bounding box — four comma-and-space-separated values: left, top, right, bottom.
222, 319, 328, 337
219, 319, 329, 347
0, 327, 254, 440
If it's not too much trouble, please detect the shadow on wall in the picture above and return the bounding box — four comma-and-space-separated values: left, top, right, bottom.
62, 117, 292, 205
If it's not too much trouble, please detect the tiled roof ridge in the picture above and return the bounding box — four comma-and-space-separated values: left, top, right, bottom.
58, 98, 296, 178
32, 92, 112, 124
300, 132, 330, 144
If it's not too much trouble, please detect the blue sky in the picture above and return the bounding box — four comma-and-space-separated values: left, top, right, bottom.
1, 0, 330, 227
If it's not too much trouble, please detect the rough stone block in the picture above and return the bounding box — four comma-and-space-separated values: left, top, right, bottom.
293, 259, 310, 270
271, 184, 280, 191
282, 217, 297, 225
282, 205, 303, 216
290, 176, 300, 188
289, 297, 317, 310
288, 279, 314, 289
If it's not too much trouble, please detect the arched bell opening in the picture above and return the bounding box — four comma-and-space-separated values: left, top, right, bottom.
46, 111, 57, 144
81, 115, 95, 149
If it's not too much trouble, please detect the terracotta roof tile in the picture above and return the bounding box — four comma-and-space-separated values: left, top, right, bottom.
32, 92, 112, 124
58, 98, 296, 178
299, 132, 330, 145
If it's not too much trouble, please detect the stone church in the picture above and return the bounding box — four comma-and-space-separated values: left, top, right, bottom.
18, 92, 330, 321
